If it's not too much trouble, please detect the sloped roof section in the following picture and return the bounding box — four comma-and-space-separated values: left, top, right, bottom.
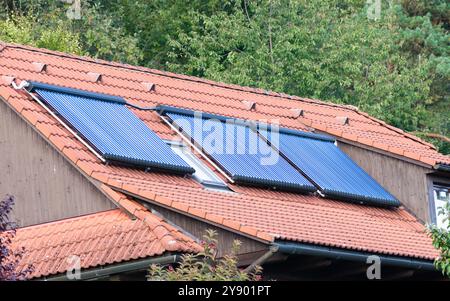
0, 41, 444, 262
105, 178, 439, 260
12, 194, 201, 280
0, 41, 447, 166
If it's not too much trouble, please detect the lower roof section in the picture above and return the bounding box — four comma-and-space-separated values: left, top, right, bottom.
110, 179, 439, 261
12, 197, 201, 280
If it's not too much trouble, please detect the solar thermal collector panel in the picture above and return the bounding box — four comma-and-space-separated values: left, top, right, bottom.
29, 82, 194, 174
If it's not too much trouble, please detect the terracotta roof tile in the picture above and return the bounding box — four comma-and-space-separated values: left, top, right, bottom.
32, 62, 47, 73
172, 201, 190, 212
35, 121, 54, 138
205, 213, 224, 225
223, 219, 243, 231
188, 207, 207, 219
239, 225, 258, 237
0, 42, 445, 261
76, 160, 95, 176
140, 189, 157, 201
154, 195, 174, 207
21, 109, 40, 125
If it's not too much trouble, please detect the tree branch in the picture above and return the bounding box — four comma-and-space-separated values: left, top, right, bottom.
411, 132, 450, 143
243, 0, 251, 23
268, 0, 274, 65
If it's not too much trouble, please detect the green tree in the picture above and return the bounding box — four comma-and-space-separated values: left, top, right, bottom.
0, 1, 143, 64
396, 0, 450, 153
94, 0, 229, 69
0, 14, 83, 54
1, 0, 448, 153
166, 2, 429, 128
147, 229, 262, 281
79, 3, 143, 64
428, 201, 450, 278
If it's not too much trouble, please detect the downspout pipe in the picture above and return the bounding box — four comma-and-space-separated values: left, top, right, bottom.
42, 254, 180, 281
435, 164, 450, 173
275, 241, 436, 271
243, 245, 279, 273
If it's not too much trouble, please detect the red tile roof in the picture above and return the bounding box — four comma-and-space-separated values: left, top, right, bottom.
0, 42, 444, 261
12, 192, 201, 280
1, 42, 447, 167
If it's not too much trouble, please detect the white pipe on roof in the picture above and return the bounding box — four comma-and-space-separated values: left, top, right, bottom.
11, 80, 106, 163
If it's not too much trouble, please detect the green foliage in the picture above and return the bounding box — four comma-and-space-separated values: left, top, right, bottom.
0, 14, 83, 54
0, 1, 143, 64
94, 0, 230, 68
147, 229, 262, 281
396, 0, 449, 152
0, 0, 448, 153
428, 201, 450, 278
80, 4, 143, 64
165, 1, 447, 148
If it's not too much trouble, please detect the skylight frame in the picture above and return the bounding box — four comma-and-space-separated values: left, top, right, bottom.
166, 139, 231, 191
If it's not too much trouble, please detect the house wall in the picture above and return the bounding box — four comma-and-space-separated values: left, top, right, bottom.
0, 99, 115, 227
338, 141, 431, 222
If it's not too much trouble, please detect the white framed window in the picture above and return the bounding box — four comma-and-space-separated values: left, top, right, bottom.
166, 140, 230, 191
433, 184, 449, 229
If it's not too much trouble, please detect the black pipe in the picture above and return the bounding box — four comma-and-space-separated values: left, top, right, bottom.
42, 254, 180, 281
26, 81, 158, 111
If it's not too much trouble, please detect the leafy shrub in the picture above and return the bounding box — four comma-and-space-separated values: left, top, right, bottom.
148, 229, 262, 281
428, 201, 450, 278
0, 195, 33, 281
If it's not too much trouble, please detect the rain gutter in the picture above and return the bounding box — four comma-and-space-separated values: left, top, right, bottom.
275, 241, 435, 271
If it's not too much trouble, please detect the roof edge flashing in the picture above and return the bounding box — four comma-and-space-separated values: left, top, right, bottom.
322, 188, 401, 208
157, 105, 335, 142
27, 81, 126, 105
232, 174, 316, 194
42, 254, 181, 281
103, 153, 195, 175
